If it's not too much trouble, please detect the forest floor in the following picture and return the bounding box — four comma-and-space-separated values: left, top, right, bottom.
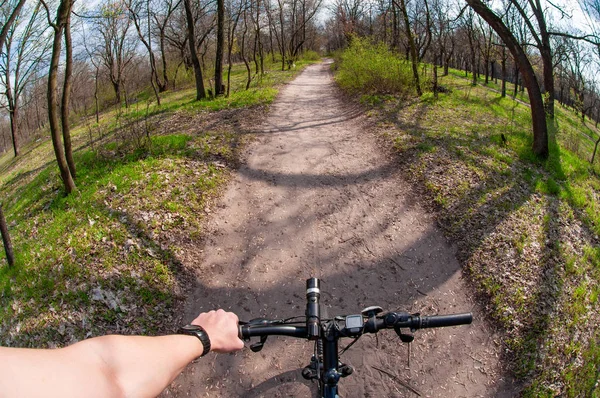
163, 61, 520, 397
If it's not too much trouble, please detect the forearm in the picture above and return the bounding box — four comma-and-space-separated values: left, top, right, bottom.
0, 334, 204, 398
81, 334, 204, 397
0, 309, 242, 398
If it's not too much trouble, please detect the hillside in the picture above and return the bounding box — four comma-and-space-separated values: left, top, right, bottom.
0, 60, 312, 347
352, 66, 600, 395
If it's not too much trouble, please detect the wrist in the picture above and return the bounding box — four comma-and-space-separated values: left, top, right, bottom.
177, 325, 211, 358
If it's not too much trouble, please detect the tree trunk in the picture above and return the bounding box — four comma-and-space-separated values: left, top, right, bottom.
158, 28, 169, 92
95, 67, 100, 124
215, 0, 225, 96
0, 205, 14, 267
592, 135, 600, 164
392, 3, 398, 49
279, 0, 286, 71
253, 30, 259, 74
433, 56, 439, 99
540, 45, 554, 117
513, 64, 519, 98
467, 26, 477, 85
579, 92, 586, 123
8, 108, 19, 157
530, 1, 555, 119
242, 11, 252, 90
399, 0, 422, 96
112, 80, 122, 105
62, 10, 76, 179
147, 0, 161, 104
4, 42, 19, 158
466, 0, 548, 158
47, 0, 76, 194
444, 53, 451, 76
501, 56, 506, 97
184, 0, 206, 100
471, 52, 477, 85
226, 0, 243, 96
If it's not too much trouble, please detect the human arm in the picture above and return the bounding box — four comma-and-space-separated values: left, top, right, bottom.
0, 309, 244, 398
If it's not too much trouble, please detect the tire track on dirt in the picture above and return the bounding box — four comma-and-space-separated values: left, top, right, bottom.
164, 61, 519, 397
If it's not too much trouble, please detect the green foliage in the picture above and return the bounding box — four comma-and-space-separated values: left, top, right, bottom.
301, 50, 321, 61
334, 37, 420, 96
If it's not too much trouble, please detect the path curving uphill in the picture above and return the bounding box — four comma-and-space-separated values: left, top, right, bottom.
165, 61, 518, 397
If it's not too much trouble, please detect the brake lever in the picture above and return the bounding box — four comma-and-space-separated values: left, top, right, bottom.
245, 318, 272, 351
250, 335, 268, 352
385, 311, 414, 343
394, 326, 414, 343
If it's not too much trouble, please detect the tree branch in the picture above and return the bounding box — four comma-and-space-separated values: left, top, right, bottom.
549, 31, 600, 46
0, 0, 26, 50
39, 0, 57, 30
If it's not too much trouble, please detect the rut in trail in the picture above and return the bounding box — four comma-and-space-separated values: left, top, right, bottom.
164, 61, 518, 397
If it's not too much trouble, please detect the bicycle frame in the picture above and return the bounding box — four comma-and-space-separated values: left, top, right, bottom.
321, 333, 340, 398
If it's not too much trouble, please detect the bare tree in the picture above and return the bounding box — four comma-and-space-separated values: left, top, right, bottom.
477, 15, 494, 84
466, 0, 548, 158
94, 0, 137, 106
226, 0, 245, 96
0, 2, 51, 157
506, 0, 556, 117
184, 0, 207, 99
241, 4, 253, 88
81, 21, 103, 123
126, 0, 164, 104
152, 0, 181, 91
565, 38, 593, 122
462, 7, 478, 86
61, 4, 76, 178
396, 0, 422, 95
215, 0, 225, 95
284, 0, 323, 60
41, 0, 77, 194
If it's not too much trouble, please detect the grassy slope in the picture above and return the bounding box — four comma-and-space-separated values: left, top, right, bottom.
0, 59, 315, 347
354, 71, 599, 396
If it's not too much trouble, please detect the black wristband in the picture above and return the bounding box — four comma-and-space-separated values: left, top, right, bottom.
178, 324, 211, 357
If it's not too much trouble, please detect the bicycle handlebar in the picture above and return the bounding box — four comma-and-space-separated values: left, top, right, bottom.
238, 311, 472, 340
376, 312, 473, 330
237, 279, 472, 395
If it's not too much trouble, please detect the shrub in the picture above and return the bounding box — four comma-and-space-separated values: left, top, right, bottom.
334, 37, 423, 96
301, 50, 321, 61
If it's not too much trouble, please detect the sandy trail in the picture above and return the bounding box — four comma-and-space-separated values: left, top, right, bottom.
165, 61, 517, 397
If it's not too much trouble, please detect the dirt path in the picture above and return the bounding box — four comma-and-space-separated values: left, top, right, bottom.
164, 61, 519, 397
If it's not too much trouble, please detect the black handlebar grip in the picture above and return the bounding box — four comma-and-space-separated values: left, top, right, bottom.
419, 313, 473, 328
238, 324, 245, 340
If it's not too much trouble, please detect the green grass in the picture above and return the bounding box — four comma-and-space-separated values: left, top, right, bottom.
335, 53, 600, 396
0, 133, 229, 345
0, 56, 316, 347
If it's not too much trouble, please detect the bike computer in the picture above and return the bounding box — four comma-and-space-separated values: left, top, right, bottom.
345, 315, 363, 333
